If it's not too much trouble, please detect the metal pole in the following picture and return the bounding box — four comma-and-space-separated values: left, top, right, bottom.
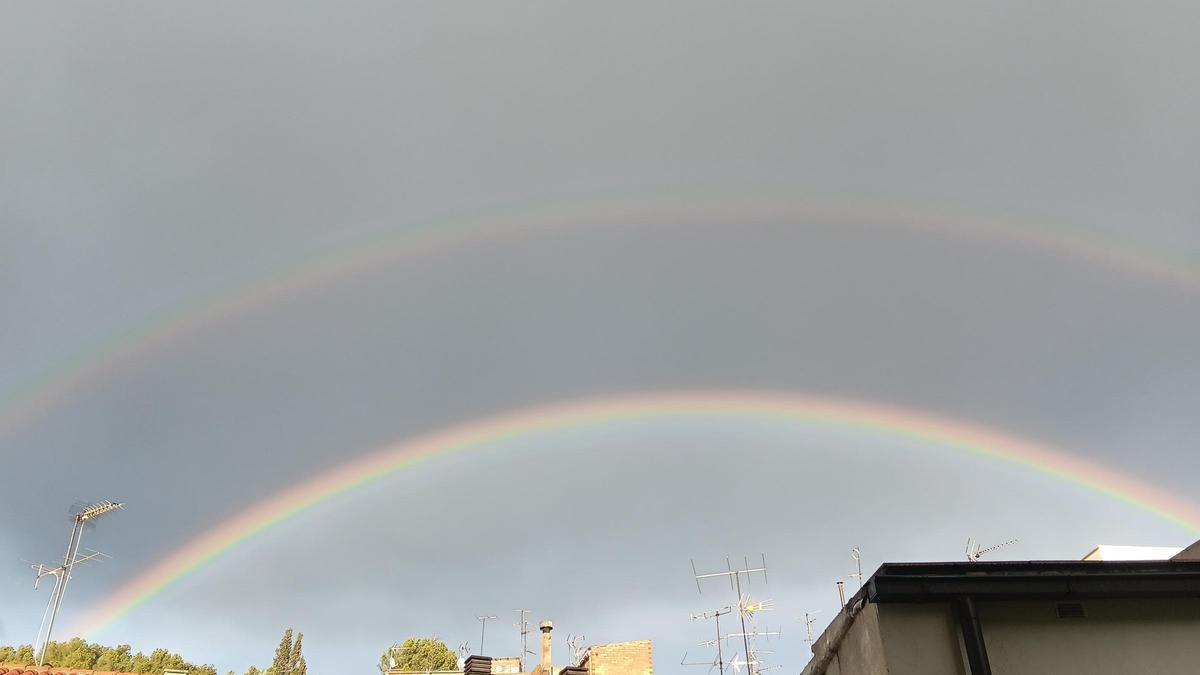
39, 519, 83, 665
476, 615, 496, 656
715, 610, 724, 675
734, 574, 752, 675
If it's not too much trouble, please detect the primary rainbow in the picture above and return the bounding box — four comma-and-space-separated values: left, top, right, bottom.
73, 389, 1200, 638
4, 191, 1200, 438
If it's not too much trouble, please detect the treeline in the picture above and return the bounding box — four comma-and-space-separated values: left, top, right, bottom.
0, 628, 304, 675
0, 640, 215, 675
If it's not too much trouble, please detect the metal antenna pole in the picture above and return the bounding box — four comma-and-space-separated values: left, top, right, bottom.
35, 520, 78, 665
733, 572, 751, 675
32, 500, 123, 665
514, 609, 532, 670
802, 612, 819, 651
850, 547, 863, 590
690, 606, 731, 675
40, 517, 83, 664
692, 556, 767, 675
477, 615, 497, 656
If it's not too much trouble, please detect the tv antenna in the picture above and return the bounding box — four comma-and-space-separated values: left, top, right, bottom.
727, 653, 759, 674
723, 627, 781, 644
514, 609, 534, 670
476, 615, 498, 656
801, 612, 820, 650
511, 607, 535, 662
680, 652, 721, 675
31, 500, 124, 665
689, 606, 731, 675
849, 547, 864, 589
566, 634, 587, 666
966, 537, 1019, 562
692, 556, 769, 675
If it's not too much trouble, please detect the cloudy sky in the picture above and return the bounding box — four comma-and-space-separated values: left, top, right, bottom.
2, 3, 1198, 674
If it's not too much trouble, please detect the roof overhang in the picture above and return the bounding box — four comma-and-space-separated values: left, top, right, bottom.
866, 560, 1200, 602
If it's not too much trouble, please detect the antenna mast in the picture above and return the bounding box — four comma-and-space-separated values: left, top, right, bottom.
801, 612, 820, 652
688, 606, 731, 675
514, 609, 533, 670
476, 615, 498, 656
565, 634, 587, 667
966, 538, 1019, 562
691, 556, 770, 675
32, 500, 124, 665
849, 547, 864, 589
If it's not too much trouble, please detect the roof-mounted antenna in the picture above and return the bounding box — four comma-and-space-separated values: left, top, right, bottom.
475, 615, 497, 656
566, 634, 587, 666
31, 500, 124, 666
689, 606, 732, 675
966, 537, 1019, 562
680, 652, 721, 675
514, 609, 534, 670
692, 556, 769, 675
849, 547, 864, 589
801, 612, 820, 652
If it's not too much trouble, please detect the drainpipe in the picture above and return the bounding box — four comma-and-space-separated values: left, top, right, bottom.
955, 596, 992, 675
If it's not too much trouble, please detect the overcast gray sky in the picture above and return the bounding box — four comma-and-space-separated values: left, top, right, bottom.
2, 3, 1199, 674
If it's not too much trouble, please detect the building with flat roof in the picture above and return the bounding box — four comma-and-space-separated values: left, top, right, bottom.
802, 543, 1200, 675
459, 620, 651, 675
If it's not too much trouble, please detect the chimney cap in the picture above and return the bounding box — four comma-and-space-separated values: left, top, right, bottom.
540, 620, 553, 632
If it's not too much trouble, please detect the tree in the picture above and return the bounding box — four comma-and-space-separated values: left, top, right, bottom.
382, 639, 457, 673
289, 634, 305, 675
58, 638, 101, 669
245, 666, 263, 675
96, 645, 135, 673
0, 641, 210, 675
130, 650, 152, 673
269, 629, 293, 675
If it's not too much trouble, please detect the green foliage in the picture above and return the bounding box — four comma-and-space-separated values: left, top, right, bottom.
382, 638, 458, 673
288, 634, 305, 675
263, 629, 303, 675
245, 666, 262, 675
95, 645, 134, 673
16, 645, 35, 665
0, 640, 211, 675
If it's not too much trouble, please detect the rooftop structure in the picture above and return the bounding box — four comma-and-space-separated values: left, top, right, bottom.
802, 542, 1200, 675
460, 620, 651, 675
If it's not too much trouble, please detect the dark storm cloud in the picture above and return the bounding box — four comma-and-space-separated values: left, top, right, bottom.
2, 2, 1198, 674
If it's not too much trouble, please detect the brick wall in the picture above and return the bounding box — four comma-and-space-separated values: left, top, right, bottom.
581, 641, 652, 675
490, 658, 521, 674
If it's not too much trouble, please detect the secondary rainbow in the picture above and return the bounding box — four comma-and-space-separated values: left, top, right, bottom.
73, 389, 1200, 638
5, 191, 1199, 438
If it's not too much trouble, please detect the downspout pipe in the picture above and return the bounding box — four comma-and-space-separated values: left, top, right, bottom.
955, 596, 993, 675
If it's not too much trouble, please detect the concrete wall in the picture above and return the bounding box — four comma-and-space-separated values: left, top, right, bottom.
582, 641, 652, 675
979, 598, 1200, 675
807, 597, 1200, 675
876, 603, 965, 675
817, 603, 890, 675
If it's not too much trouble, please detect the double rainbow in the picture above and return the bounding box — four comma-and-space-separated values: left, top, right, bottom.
73, 390, 1200, 638
5, 192, 1199, 438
